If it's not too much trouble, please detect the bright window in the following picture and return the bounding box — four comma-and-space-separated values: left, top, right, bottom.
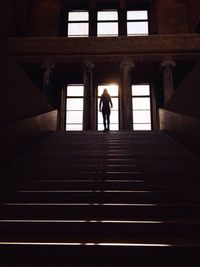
68, 11, 89, 37
65, 85, 84, 131
132, 84, 151, 130
98, 84, 119, 130
97, 11, 118, 37
127, 10, 149, 36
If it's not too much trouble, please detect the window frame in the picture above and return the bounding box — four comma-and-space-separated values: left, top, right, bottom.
132, 84, 152, 131
97, 10, 119, 37
67, 10, 89, 37
127, 10, 149, 36
97, 84, 119, 131
65, 84, 84, 131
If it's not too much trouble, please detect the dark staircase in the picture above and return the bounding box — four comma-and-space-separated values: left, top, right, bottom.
0, 131, 200, 266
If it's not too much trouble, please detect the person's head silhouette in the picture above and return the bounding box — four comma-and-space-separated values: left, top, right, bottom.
103, 88, 108, 94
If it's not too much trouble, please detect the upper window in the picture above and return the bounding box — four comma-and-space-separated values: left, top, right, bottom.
66, 9, 149, 37
67, 11, 89, 37
127, 10, 149, 36
97, 10, 118, 37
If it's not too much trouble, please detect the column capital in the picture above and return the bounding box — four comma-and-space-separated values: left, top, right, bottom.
41, 59, 55, 90
83, 60, 95, 71
41, 59, 55, 71
120, 60, 135, 71
161, 58, 176, 68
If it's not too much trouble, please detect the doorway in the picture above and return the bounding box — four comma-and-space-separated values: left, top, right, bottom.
97, 84, 119, 131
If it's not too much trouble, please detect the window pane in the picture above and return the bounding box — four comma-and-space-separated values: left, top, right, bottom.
110, 110, 119, 123
133, 124, 151, 130
98, 124, 105, 130
98, 22, 118, 36
110, 124, 119, 130
66, 111, 83, 123
133, 111, 151, 123
68, 23, 89, 37
127, 11, 148, 20
66, 124, 83, 131
98, 112, 103, 124
133, 98, 150, 110
98, 85, 118, 97
68, 12, 89, 21
112, 98, 119, 110
66, 99, 83, 110
98, 84, 119, 131
98, 11, 118, 21
127, 22, 148, 35
67, 85, 84, 96
132, 85, 150, 96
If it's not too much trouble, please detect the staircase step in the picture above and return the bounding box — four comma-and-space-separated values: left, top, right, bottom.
0, 242, 199, 264
1, 131, 200, 266
0, 203, 200, 219
2, 190, 200, 203
0, 220, 200, 238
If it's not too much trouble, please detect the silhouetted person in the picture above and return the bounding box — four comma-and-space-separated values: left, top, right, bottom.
99, 89, 113, 132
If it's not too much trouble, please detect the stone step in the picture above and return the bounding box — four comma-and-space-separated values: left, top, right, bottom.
4, 180, 200, 191
2, 190, 200, 203
0, 204, 200, 220
0, 242, 199, 264
0, 220, 200, 238
1, 131, 200, 267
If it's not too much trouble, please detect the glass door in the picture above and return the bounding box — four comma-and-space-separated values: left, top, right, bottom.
97, 84, 119, 131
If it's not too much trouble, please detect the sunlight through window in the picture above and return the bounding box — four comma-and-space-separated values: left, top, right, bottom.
65, 85, 84, 131
68, 11, 89, 37
132, 84, 152, 130
97, 11, 118, 37
98, 84, 119, 130
127, 10, 149, 36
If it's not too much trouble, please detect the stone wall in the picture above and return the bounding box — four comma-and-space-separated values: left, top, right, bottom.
165, 61, 200, 118
0, 0, 13, 42
156, 0, 188, 34
187, 0, 200, 32
159, 108, 200, 153
0, 43, 54, 125
30, 0, 61, 36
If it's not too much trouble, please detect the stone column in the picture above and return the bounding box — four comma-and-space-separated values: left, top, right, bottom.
83, 61, 95, 131
41, 60, 55, 95
120, 60, 135, 130
161, 59, 176, 105
119, 0, 127, 36
60, 86, 66, 131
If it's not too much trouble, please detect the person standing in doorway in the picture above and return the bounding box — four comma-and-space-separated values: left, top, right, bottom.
99, 89, 113, 132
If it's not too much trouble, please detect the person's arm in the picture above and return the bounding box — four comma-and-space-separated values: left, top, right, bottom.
99, 97, 102, 112
110, 97, 113, 109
